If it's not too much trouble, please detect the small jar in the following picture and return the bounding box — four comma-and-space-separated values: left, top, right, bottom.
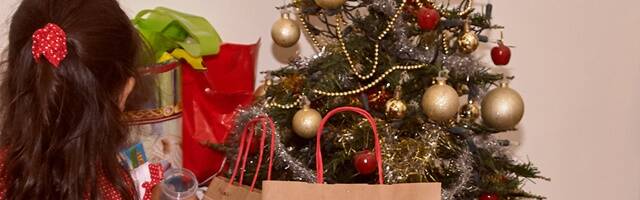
160, 168, 198, 200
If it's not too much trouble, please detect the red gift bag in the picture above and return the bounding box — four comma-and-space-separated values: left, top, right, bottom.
182, 41, 260, 182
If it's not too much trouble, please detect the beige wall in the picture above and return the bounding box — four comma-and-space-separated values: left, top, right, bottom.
2, 0, 640, 199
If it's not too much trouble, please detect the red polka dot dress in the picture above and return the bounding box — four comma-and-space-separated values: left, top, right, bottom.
0, 162, 163, 200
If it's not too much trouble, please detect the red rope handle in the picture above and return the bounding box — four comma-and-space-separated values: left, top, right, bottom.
266, 117, 276, 181
315, 107, 384, 184
238, 122, 256, 185
249, 117, 277, 190
227, 115, 277, 192
228, 120, 253, 186
248, 120, 267, 191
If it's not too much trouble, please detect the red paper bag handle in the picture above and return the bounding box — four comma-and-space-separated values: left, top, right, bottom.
315, 107, 384, 184
228, 115, 276, 192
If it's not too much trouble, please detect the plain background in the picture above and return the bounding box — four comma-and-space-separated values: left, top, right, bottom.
2, 0, 640, 199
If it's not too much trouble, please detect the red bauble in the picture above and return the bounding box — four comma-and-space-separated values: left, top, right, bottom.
353, 150, 377, 175
491, 41, 511, 65
416, 7, 440, 31
479, 193, 500, 200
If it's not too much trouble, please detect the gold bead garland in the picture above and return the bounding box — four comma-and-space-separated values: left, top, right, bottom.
335, 14, 378, 80
415, 1, 445, 14
441, 32, 451, 55
295, 0, 323, 50
459, 0, 475, 18
265, 63, 427, 108
266, 96, 302, 109
377, 0, 407, 41
334, 0, 406, 80
312, 64, 426, 97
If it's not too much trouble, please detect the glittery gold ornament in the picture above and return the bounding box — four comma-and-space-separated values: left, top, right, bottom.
271, 13, 300, 48
459, 100, 480, 121
292, 98, 322, 139
380, 123, 446, 184
314, 0, 346, 9
282, 74, 304, 92
254, 84, 267, 99
385, 87, 407, 119
481, 82, 524, 130
457, 83, 470, 95
253, 75, 273, 100
334, 129, 356, 148
421, 76, 460, 123
458, 22, 479, 54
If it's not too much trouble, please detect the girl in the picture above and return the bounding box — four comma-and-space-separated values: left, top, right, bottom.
0, 0, 160, 199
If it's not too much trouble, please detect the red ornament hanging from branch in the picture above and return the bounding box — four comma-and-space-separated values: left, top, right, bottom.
416, 6, 440, 31
353, 150, 377, 175
479, 193, 500, 200
491, 33, 512, 65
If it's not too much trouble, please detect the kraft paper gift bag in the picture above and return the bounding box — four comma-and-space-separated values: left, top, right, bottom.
262, 107, 441, 200
205, 177, 261, 200
205, 116, 276, 200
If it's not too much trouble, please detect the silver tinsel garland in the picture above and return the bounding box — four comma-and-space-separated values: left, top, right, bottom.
225, 104, 485, 199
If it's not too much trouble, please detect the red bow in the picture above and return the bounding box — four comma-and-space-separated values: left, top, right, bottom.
31, 23, 68, 68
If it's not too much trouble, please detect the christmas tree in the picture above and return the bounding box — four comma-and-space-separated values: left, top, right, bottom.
220, 0, 548, 199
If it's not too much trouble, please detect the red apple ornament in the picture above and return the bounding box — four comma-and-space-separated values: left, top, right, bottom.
491, 41, 511, 65
417, 7, 440, 31
479, 193, 500, 200
353, 150, 377, 175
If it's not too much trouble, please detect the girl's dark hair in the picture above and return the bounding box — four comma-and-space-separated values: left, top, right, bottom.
1, 0, 144, 199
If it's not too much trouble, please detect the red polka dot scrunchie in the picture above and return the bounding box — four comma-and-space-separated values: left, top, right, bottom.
31, 23, 68, 68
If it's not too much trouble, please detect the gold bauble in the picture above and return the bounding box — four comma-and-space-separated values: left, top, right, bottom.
271, 13, 300, 47
254, 84, 267, 99
292, 105, 322, 139
253, 78, 273, 100
314, 0, 346, 9
459, 100, 480, 121
481, 83, 525, 130
458, 32, 479, 54
421, 78, 460, 123
385, 98, 407, 119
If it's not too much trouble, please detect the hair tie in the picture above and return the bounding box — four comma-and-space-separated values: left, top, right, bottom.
31, 23, 68, 68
